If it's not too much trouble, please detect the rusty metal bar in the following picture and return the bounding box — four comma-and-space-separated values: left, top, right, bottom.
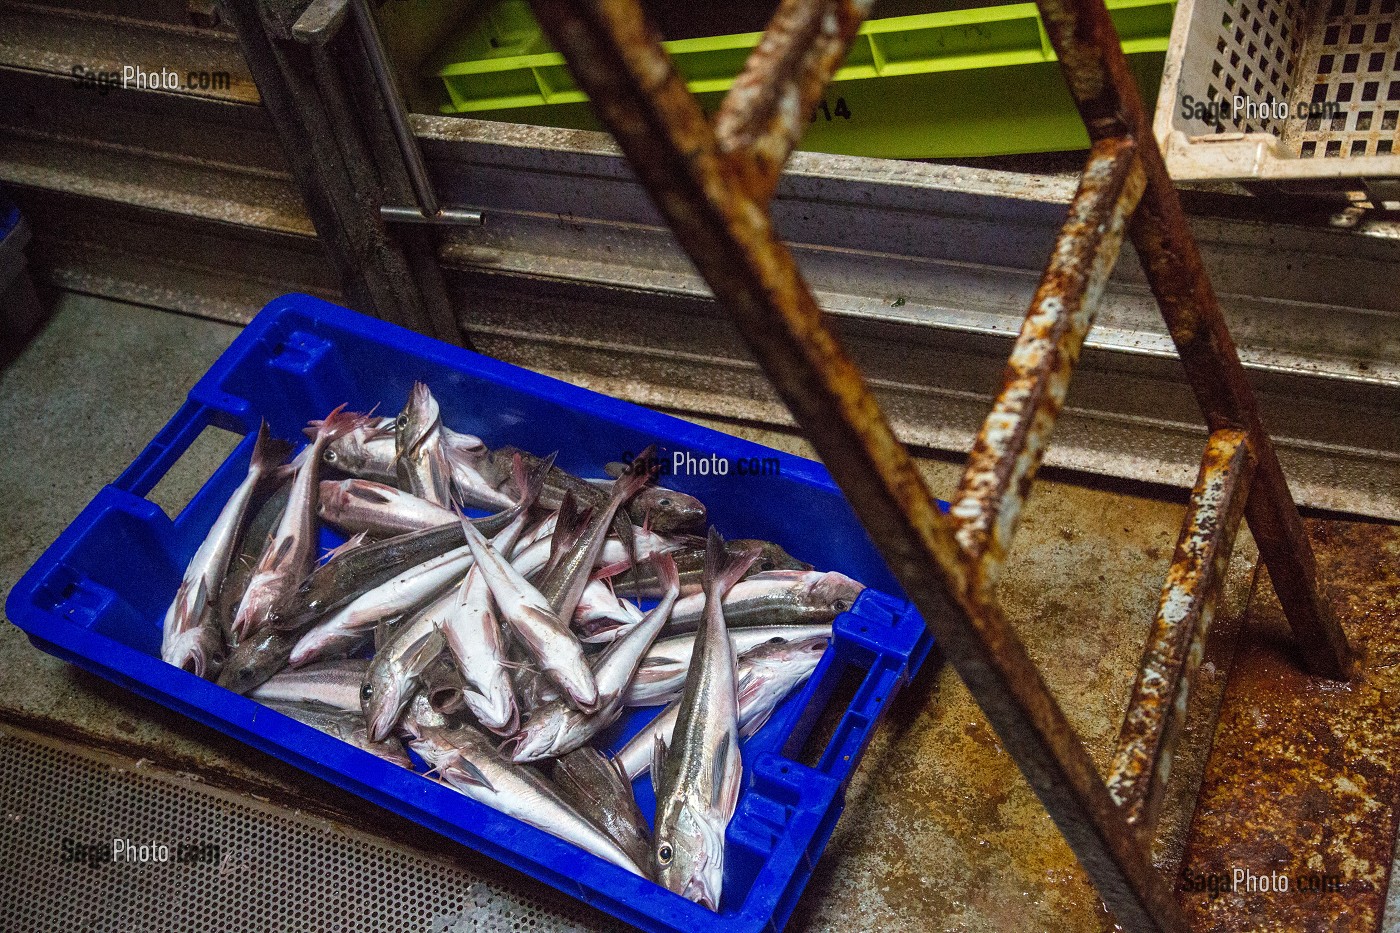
712, 0, 871, 203
526, 2, 1184, 929
1108, 429, 1254, 837
1033, 0, 1352, 682
950, 136, 1144, 582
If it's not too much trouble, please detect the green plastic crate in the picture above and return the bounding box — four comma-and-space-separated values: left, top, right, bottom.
430, 0, 1176, 159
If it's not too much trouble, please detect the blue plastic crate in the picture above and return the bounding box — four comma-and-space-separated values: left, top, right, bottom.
5, 294, 935, 933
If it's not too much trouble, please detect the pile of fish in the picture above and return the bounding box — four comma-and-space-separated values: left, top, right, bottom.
159, 382, 865, 910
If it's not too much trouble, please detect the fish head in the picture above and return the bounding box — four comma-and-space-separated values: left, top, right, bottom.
361, 667, 411, 743
656, 803, 726, 910
323, 421, 391, 474
734, 539, 812, 574
395, 382, 441, 459
635, 487, 707, 534
746, 633, 831, 670
503, 705, 572, 762
461, 681, 519, 736
807, 571, 865, 618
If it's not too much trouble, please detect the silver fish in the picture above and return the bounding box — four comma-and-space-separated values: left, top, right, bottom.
617, 633, 830, 781
553, 747, 652, 871
362, 594, 449, 742
440, 463, 539, 735
652, 529, 759, 909
163, 422, 288, 677
289, 541, 473, 667
655, 570, 863, 637
261, 700, 412, 769
318, 479, 459, 538
249, 658, 367, 711
441, 426, 514, 512
405, 719, 645, 876
232, 408, 360, 641
607, 537, 811, 598
317, 414, 397, 483
623, 623, 833, 708
540, 456, 655, 624
506, 554, 681, 763
458, 515, 599, 712
395, 382, 455, 508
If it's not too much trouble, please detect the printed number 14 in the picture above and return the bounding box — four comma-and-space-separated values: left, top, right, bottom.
812, 97, 852, 122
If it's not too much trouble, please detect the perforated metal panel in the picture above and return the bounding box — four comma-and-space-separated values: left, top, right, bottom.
0, 726, 615, 933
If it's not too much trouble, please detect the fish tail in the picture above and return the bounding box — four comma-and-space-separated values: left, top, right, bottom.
517, 451, 554, 511
250, 420, 294, 475
702, 527, 760, 599
610, 443, 658, 506
652, 551, 680, 597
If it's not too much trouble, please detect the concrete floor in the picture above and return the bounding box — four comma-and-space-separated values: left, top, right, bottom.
0, 291, 1340, 931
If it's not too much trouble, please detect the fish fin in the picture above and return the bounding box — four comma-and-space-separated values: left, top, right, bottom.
270, 535, 297, 570
610, 444, 658, 505
592, 559, 631, 582
611, 513, 637, 584
651, 552, 680, 598
518, 452, 554, 511
445, 757, 496, 793
702, 527, 761, 600
346, 482, 394, 505
735, 666, 761, 706
650, 734, 668, 797
319, 531, 367, 565
545, 494, 591, 576
428, 449, 454, 504
314, 404, 363, 444
189, 576, 211, 624
740, 705, 775, 740
713, 734, 742, 817
251, 421, 294, 475
401, 628, 447, 678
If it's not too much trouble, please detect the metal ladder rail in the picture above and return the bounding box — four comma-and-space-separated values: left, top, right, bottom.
521, 1, 1355, 929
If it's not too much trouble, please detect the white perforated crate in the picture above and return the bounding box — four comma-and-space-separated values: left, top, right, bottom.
1153, 0, 1400, 202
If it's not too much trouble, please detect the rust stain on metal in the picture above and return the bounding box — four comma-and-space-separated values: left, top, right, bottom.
1032, 0, 1352, 682
1107, 429, 1253, 835
950, 136, 1144, 580
1176, 520, 1400, 932
713, 0, 872, 202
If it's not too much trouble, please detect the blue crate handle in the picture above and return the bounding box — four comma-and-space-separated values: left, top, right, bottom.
112, 401, 222, 498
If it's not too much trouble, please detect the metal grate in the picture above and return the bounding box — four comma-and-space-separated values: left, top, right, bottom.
0, 726, 611, 933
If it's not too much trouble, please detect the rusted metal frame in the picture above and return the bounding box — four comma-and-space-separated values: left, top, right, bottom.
1033, 0, 1352, 682
525, 2, 1184, 929
949, 135, 1144, 585
712, 0, 872, 203
1108, 429, 1254, 839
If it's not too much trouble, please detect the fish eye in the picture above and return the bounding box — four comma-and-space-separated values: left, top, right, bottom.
657, 844, 672, 865
396, 414, 408, 429
657, 498, 672, 507
768, 636, 784, 644
833, 599, 849, 611
360, 682, 374, 700
323, 449, 337, 463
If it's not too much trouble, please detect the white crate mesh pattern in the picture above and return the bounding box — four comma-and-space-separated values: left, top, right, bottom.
1286, 0, 1400, 158
1173, 0, 1400, 156
0, 728, 617, 933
